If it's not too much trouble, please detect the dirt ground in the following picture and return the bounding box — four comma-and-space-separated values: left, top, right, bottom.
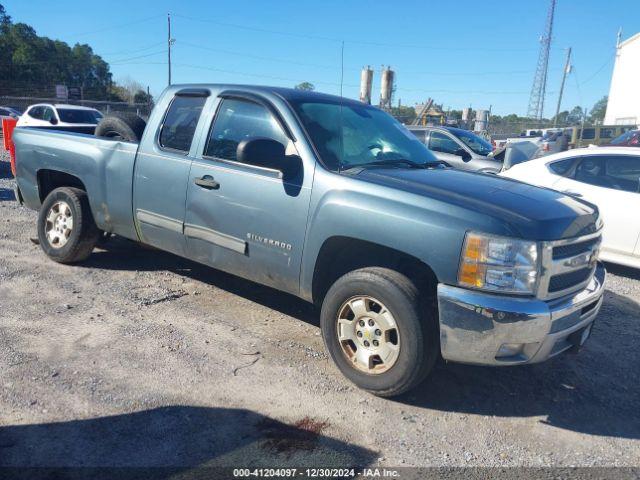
1, 153, 639, 474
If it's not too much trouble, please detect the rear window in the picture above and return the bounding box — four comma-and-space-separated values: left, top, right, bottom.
57, 108, 101, 124
159, 96, 206, 152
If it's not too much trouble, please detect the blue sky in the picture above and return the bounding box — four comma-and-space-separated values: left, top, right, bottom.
5, 0, 638, 115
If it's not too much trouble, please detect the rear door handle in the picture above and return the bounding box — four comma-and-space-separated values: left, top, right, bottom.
194, 175, 220, 190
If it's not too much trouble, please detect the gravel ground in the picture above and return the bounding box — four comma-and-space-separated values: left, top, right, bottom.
0, 150, 639, 473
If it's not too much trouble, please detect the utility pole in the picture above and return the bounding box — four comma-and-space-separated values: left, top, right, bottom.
553, 47, 572, 126
167, 13, 173, 86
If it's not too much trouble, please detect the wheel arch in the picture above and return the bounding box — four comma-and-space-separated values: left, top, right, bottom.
311, 236, 439, 306
37, 169, 88, 203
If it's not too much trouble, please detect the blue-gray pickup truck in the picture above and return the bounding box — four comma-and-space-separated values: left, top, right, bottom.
12, 85, 606, 396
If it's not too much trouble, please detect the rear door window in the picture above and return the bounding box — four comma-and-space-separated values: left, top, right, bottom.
428, 131, 460, 154
28, 107, 44, 119
159, 95, 207, 153
573, 155, 640, 193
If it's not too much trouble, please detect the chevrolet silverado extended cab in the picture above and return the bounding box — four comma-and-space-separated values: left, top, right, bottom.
12, 85, 606, 396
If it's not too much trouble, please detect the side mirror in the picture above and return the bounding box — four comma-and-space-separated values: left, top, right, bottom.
456, 148, 471, 161
237, 137, 300, 179
49, 117, 58, 125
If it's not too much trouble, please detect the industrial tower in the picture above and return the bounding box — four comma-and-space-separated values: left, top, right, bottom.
526, 0, 556, 120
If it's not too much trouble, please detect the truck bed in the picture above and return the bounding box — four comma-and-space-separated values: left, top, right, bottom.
12, 127, 140, 240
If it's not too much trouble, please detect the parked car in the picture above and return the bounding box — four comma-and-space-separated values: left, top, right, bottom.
12, 85, 605, 396
607, 129, 640, 147
501, 146, 640, 269
0, 106, 21, 121
1, 106, 21, 137
408, 126, 502, 173
16, 104, 103, 134
536, 128, 571, 157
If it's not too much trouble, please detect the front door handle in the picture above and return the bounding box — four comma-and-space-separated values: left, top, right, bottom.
194, 175, 220, 190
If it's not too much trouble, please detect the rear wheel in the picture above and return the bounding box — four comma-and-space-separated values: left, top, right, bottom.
37, 187, 100, 263
320, 267, 438, 397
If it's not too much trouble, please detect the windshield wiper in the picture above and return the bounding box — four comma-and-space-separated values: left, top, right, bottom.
360, 159, 432, 169
341, 159, 445, 174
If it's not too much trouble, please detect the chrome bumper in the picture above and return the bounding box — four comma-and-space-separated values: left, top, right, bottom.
437, 262, 605, 365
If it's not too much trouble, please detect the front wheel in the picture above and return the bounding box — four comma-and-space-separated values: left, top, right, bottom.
37, 187, 100, 263
320, 267, 438, 397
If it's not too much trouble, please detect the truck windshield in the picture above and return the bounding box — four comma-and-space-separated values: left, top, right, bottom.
290, 100, 438, 171
450, 129, 493, 156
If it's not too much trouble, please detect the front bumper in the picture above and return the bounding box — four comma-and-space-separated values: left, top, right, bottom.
437, 262, 605, 365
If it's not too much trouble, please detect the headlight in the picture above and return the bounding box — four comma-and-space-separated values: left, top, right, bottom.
458, 232, 539, 294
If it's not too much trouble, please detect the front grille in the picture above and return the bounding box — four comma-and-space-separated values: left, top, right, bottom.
553, 237, 600, 260
548, 268, 592, 293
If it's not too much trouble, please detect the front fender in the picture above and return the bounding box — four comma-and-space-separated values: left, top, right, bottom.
299, 171, 502, 301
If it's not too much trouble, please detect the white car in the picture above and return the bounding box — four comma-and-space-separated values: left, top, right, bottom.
501, 146, 640, 268
16, 104, 103, 134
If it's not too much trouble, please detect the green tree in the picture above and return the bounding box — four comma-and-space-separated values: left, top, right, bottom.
551, 110, 569, 125
389, 105, 416, 123
589, 96, 608, 124
567, 106, 584, 124
294, 82, 315, 91
0, 3, 114, 99
0, 3, 11, 25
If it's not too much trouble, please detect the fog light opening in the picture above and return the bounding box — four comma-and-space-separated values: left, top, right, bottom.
496, 343, 525, 358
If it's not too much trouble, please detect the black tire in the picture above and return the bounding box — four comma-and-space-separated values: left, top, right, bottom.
95, 112, 146, 142
320, 267, 438, 397
37, 187, 100, 264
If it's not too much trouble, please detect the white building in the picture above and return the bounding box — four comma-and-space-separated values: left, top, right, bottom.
605, 32, 640, 125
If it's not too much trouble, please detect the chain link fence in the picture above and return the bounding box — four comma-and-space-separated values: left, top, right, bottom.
1, 96, 152, 118
0, 83, 153, 119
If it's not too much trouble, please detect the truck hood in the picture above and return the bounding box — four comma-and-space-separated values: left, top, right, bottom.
355, 167, 599, 240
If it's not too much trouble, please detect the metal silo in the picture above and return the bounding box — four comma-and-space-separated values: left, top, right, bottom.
475, 109, 489, 131
359, 66, 374, 104
379, 66, 395, 109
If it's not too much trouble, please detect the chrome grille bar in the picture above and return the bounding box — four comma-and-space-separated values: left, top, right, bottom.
537, 230, 602, 300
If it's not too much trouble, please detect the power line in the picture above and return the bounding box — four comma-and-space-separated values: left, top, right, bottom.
67, 14, 164, 39
176, 40, 556, 78
178, 41, 340, 71
173, 13, 543, 52
100, 41, 166, 59
578, 54, 615, 86
110, 50, 168, 65
108, 60, 553, 96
